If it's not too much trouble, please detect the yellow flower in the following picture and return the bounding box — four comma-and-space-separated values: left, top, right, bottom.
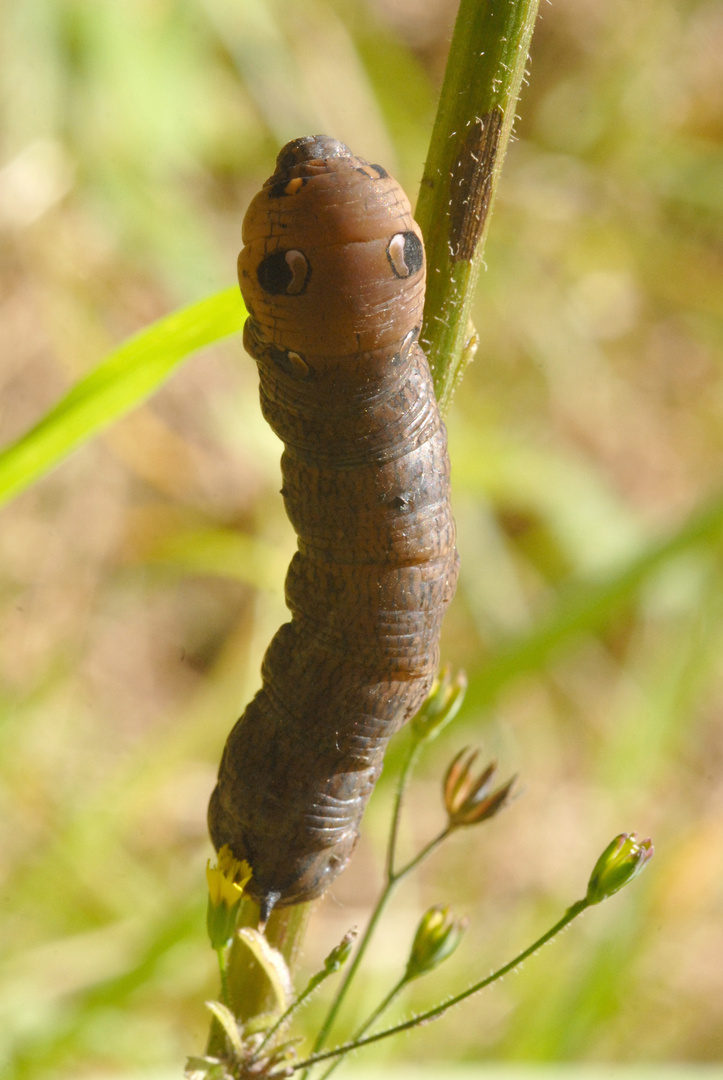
206, 846, 252, 949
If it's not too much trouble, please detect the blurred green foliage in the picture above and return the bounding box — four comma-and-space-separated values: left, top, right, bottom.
1, 0, 722, 1077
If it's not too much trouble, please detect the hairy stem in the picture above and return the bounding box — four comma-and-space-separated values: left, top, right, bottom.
317, 976, 408, 1080
296, 900, 589, 1071
416, 0, 541, 412
303, 733, 450, 1077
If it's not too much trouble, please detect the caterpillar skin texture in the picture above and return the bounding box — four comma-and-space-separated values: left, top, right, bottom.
208, 135, 458, 917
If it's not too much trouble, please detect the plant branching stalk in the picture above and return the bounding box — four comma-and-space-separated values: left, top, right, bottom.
295, 900, 589, 1072
302, 732, 452, 1079
317, 976, 408, 1080
416, 0, 541, 412
300, 736, 418, 1077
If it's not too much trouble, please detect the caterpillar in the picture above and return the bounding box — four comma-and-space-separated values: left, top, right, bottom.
208, 135, 458, 918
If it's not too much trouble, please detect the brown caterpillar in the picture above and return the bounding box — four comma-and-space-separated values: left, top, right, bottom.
208, 135, 458, 918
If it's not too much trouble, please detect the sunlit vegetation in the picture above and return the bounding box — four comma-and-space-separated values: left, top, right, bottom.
1, 0, 722, 1075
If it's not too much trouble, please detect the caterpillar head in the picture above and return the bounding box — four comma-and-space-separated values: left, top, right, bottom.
238, 135, 425, 364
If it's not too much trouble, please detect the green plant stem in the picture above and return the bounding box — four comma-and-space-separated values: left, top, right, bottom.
296, 899, 589, 1072
386, 736, 423, 879
259, 952, 338, 1053
395, 825, 454, 881
307, 736, 422, 1062
301, 860, 394, 1078
300, 884, 403, 1080
232, 900, 311, 1016
317, 976, 408, 1080
415, 0, 541, 411
207, 899, 312, 1056
303, 733, 451, 1079
216, 948, 230, 1007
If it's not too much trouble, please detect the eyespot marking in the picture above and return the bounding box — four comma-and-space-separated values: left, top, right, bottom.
257, 249, 310, 295
386, 231, 424, 279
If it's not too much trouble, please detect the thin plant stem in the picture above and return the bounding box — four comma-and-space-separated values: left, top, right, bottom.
302, 734, 428, 1075
386, 736, 423, 879
216, 948, 229, 1007
300, 849, 395, 1076
302, 734, 453, 1079
259, 977, 316, 1052
317, 976, 408, 1080
394, 824, 454, 881
295, 899, 589, 1072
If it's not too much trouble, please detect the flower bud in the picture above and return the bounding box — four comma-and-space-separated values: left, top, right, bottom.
443, 748, 516, 827
206, 845, 252, 950
586, 833, 654, 905
405, 904, 468, 981
411, 666, 467, 742
323, 929, 357, 975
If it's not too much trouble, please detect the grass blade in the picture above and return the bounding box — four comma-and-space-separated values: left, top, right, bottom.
0, 286, 244, 509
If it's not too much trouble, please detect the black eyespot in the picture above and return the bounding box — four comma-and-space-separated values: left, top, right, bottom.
390, 494, 409, 510
269, 345, 310, 378
386, 231, 424, 278
257, 249, 310, 295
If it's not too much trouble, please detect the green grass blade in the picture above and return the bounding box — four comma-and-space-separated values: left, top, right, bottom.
0, 286, 245, 509
465, 488, 723, 711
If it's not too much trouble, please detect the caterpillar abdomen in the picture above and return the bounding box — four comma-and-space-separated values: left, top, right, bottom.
208, 136, 458, 916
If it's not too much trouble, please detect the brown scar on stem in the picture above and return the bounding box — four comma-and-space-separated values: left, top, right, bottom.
448, 107, 504, 263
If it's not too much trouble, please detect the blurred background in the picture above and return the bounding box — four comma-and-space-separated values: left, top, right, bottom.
1, 0, 722, 1076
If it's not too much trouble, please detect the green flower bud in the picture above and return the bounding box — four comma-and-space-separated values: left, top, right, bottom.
323, 929, 357, 975
405, 904, 468, 981
586, 833, 654, 905
411, 667, 467, 742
